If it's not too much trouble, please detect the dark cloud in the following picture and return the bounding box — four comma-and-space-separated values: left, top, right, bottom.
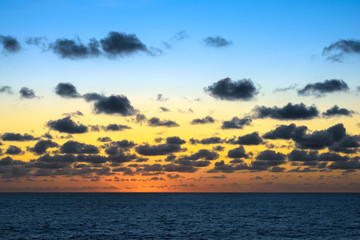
97, 137, 112, 142
100, 32, 147, 56
263, 124, 307, 140
221, 117, 252, 129
253, 103, 319, 120
0, 35, 21, 53
32, 154, 76, 169
204, 36, 232, 47
103, 124, 131, 131
166, 137, 186, 145
322, 105, 354, 118
60, 140, 99, 154
47, 117, 88, 134
207, 160, 249, 173
328, 158, 360, 170
19, 87, 37, 99
256, 150, 286, 161
329, 136, 360, 154
162, 164, 197, 173
84, 93, 137, 116
5, 146, 22, 155
205, 78, 259, 101
288, 150, 319, 162
50, 38, 100, 59
30, 140, 58, 155
135, 144, 182, 156
323, 39, 360, 62
227, 146, 248, 159
298, 79, 349, 97
191, 116, 215, 125
319, 152, 349, 162
190, 137, 224, 145
1, 133, 38, 141
295, 123, 346, 150
227, 132, 263, 145
55, 83, 81, 98
180, 149, 219, 161
148, 117, 179, 127
0, 86, 13, 94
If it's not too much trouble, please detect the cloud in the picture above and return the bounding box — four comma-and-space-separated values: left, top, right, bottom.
84, 93, 137, 116
171, 30, 189, 41
55, 83, 81, 98
204, 36, 232, 47
1, 133, 38, 141
263, 124, 307, 140
328, 158, 360, 170
103, 124, 131, 131
318, 152, 349, 162
191, 116, 215, 125
295, 123, 346, 149
190, 137, 224, 145
273, 84, 297, 93
322, 105, 354, 118
256, 150, 286, 161
221, 117, 252, 129
227, 132, 263, 145
227, 146, 248, 159
0, 35, 21, 53
323, 39, 360, 62
160, 107, 170, 112
100, 32, 147, 56
0, 86, 13, 94
253, 103, 319, 120
156, 94, 168, 102
60, 140, 99, 154
205, 78, 259, 101
47, 117, 88, 134
298, 79, 349, 97
25, 37, 48, 48
288, 150, 319, 162
329, 136, 360, 154
5, 145, 23, 155
97, 137, 112, 142
148, 117, 179, 127
50, 38, 100, 59
30, 140, 58, 155
135, 144, 183, 156
166, 136, 186, 145
19, 87, 37, 99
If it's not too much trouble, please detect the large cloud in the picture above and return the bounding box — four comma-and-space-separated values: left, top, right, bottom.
204, 36, 232, 47
263, 124, 307, 140
204, 78, 259, 101
253, 103, 319, 120
323, 39, 360, 62
84, 93, 137, 116
47, 117, 88, 134
0, 35, 21, 53
55, 83, 81, 98
100, 32, 147, 56
298, 79, 349, 97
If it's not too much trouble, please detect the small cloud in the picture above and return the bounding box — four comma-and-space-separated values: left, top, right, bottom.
19, 87, 38, 99
204, 36, 232, 48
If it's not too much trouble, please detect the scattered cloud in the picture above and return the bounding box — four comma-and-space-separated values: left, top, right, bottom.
204, 36, 232, 47
221, 117, 252, 129
47, 117, 88, 134
253, 103, 319, 120
322, 105, 354, 118
19, 87, 38, 99
55, 83, 81, 98
191, 116, 215, 125
205, 78, 259, 101
0, 35, 21, 53
297, 79, 349, 97
323, 39, 360, 62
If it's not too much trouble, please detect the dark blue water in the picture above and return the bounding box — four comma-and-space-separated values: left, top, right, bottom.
1, 193, 360, 239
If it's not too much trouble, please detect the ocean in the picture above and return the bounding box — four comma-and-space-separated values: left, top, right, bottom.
1, 193, 359, 239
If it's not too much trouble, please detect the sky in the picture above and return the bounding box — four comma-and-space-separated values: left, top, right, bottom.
0, 0, 360, 192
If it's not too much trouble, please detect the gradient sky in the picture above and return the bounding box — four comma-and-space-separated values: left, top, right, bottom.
1, 0, 360, 192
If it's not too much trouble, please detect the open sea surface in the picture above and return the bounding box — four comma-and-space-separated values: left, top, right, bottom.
1, 193, 360, 239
